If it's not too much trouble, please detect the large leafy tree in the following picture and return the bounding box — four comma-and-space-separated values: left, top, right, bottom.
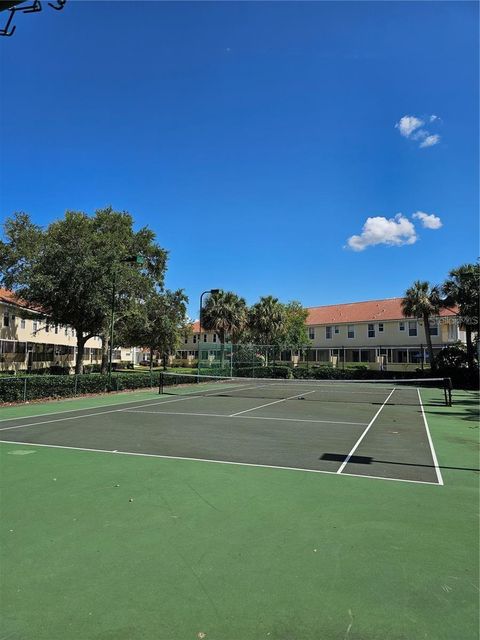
401, 281, 442, 372
248, 295, 286, 347
0, 208, 167, 374
442, 262, 479, 369
278, 301, 309, 351
117, 290, 189, 371
201, 291, 248, 364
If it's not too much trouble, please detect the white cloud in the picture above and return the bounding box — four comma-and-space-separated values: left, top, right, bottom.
346, 214, 417, 252
419, 134, 441, 148
395, 116, 424, 138
413, 211, 443, 229
395, 114, 441, 148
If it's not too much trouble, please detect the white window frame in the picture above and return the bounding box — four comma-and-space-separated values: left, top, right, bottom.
399, 321, 405, 331
347, 325, 355, 339
308, 327, 315, 340
368, 323, 375, 338
334, 326, 339, 334
21, 318, 26, 329
325, 326, 332, 340
408, 321, 417, 337
378, 323, 384, 333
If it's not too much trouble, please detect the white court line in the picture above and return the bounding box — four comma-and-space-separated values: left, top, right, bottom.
0, 392, 165, 423
121, 408, 367, 426
228, 390, 317, 417
336, 388, 396, 474
418, 388, 444, 486
0, 394, 207, 432
0, 440, 442, 486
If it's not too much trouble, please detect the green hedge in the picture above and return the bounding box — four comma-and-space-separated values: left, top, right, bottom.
0, 371, 162, 403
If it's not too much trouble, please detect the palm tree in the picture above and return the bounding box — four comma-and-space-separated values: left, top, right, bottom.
201, 291, 248, 366
401, 281, 442, 372
248, 296, 286, 362
442, 262, 479, 369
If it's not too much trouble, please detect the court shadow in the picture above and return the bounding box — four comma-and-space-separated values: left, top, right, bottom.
320, 452, 480, 473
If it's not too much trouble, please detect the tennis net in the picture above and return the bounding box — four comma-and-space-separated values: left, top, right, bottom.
159, 372, 452, 406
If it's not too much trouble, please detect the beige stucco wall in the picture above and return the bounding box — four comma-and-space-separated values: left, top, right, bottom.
307, 317, 461, 349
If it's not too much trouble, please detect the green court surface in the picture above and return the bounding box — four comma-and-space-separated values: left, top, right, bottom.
0, 383, 478, 640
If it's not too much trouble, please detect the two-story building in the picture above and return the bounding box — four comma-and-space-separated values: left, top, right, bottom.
178, 297, 463, 372
0, 289, 138, 373
303, 298, 462, 371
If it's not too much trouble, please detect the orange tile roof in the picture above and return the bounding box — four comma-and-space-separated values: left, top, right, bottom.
306, 298, 457, 325
0, 288, 30, 308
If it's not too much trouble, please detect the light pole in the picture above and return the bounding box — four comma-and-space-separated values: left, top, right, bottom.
198, 289, 221, 374
108, 255, 145, 384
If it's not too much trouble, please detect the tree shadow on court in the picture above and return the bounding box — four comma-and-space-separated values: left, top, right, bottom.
428, 395, 480, 424
320, 453, 480, 473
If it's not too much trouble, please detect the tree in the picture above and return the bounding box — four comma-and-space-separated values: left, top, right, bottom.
117, 290, 189, 371
442, 262, 480, 369
248, 296, 286, 347
201, 291, 248, 365
278, 301, 309, 351
401, 281, 442, 372
0, 208, 167, 374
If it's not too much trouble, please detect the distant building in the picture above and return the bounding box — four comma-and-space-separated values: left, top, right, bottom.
0, 289, 138, 372
179, 297, 463, 372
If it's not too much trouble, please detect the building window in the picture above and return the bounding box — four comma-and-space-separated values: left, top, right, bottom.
203, 334, 207, 342
447, 322, 457, 341
33, 321, 38, 332
65, 327, 68, 336
399, 321, 405, 331
325, 326, 332, 339
213, 334, 217, 343
45, 323, 49, 333
21, 318, 26, 329
347, 325, 355, 339
408, 321, 417, 337
368, 323, 375, 338
429, 320, 438, 336
378, 323, 384, 332
184, 337, 188, 344
308, 327, 315, 340
334, 326, 339, 334
3, 314, 9, 327
193, 335, 197, 344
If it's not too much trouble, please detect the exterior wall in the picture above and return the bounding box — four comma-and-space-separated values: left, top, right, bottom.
307, 317, 460, 349
0, 300, 103, 372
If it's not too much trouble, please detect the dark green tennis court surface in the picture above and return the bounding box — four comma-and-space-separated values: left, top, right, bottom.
0, 379, 445, 483
1, 384, 478, 640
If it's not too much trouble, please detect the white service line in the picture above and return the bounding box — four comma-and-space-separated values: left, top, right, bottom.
417, 388, 444, 485
121, 408, 367, 426
229, 390, 317, 417
0, 439, 443, 486
336, 388, 395, 474
0, 394, 205, 432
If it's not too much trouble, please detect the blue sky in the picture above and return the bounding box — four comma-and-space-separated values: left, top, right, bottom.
0, 1, 478, 319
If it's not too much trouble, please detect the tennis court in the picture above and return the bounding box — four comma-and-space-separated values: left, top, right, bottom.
0, 375, 449, 485
1, 376, 478, 640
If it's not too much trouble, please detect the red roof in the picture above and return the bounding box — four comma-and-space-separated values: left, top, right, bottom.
306, 297, 457, 325
0, 288, 31, 309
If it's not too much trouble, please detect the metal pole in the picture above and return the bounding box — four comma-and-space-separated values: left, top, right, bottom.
197, 289, 221, 375
108, 267, 116, 385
